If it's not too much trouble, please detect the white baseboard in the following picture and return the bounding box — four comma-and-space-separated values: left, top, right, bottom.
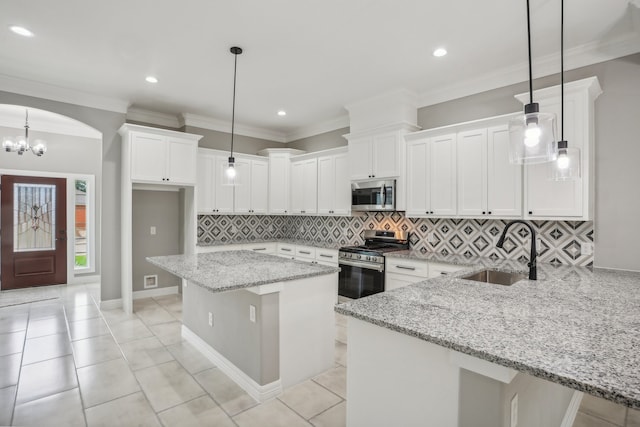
560, 391, 584, 427
182, 326, 282, 403
133, 286, 179, 300
99, 298, 122, 310
69, 274, 101, 285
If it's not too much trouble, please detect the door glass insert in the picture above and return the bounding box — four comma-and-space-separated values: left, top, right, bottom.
74, 179, 88, 268
13, 183, 56, 251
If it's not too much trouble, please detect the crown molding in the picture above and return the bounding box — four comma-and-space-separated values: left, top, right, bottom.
126, 107, 181, 128
418, 30, 640, 108
0, 73, 129, 114
284, 115, 350, 142
179, 113, 287, 143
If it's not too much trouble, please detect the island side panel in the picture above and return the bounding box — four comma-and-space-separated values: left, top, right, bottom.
183, 282, 279, 386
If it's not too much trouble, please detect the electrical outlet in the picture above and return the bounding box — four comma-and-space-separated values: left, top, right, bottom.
510, 394, 518, 427
150, 226, 156, 235
581, 242, 593, 255
249, 305, 256, 323
208, 312, 213, 327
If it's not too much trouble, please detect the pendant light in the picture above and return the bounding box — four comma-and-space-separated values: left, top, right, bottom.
508, 0, 558, 165
2, 109, 47, 156
224, 46, 242, 185
549, 0, 580, 180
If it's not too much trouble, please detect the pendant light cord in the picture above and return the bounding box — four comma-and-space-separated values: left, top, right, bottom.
526, 0, 533, 105
230, 51, 238, 159
561, 0, 564, 141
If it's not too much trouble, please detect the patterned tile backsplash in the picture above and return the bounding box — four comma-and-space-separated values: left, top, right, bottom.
198, 213, 594, 266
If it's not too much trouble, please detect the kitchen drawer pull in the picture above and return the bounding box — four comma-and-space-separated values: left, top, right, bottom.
440, 272, 448, 275
395, 265, 416, 271
281, 248, 292, 252
252, 248, 267, 251
319, 254, 333, 258
299, 250, 312, 255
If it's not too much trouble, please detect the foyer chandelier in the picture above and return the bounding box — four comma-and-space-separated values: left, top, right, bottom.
2, 109, 47, 156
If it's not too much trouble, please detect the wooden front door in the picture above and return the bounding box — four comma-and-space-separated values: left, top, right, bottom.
1, 175, 67, 289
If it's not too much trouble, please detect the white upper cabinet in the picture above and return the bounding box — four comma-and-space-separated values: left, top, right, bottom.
290, 158, 318, 215
457, 129, 487, 216
213, 155, 235, 214
518, 77, 601, 220
347, 132, 400, 180
197, 150, 233, 214
268, 153, 291, 215
317, 152, 350, 216
129, 130, 198, 185
347, 137, 374, 180
233, 158, 268, 214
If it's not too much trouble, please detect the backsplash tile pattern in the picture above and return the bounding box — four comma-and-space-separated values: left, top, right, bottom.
198, 213, 594, 267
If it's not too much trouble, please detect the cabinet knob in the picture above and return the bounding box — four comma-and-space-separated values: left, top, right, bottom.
482, 211, 486, 215
529, 211, 533, 215
488, 211, 492, 215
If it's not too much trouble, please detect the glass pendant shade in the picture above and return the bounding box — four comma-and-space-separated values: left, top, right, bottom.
222, 157, 238, 186
508, 104, 558, 164
548, 141, 580, 180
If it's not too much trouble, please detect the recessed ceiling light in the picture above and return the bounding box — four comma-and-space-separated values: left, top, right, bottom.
277, 110, 287, 116
145, 76, 158, 83
10, 26, 34, 37
433, 48, 447, 57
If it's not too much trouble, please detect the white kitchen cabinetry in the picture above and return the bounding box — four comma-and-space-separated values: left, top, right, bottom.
295, 246, 317, 262
277, 243, 296, 259
234, 158, 269, 214
457, 125, 521, 218
347, 132, 401, 180
318, 152, 350, 215
518, 77, 601, 220
196, 149, 233, 214
427, 262, 464, 278
315, 248, 339, 267
130, 132, 198, 185
385, 257, 429, 292
405, 133, 457, 217
290, 158, 318, 215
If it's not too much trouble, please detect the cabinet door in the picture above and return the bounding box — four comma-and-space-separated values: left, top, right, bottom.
457, 129, 487, 216
303, 159, 318, 214
130, 133, 166, 182
268, 154, 290, 214
429, 134, 457, 216
317, 156, 335, 215
372, 133, 399, 178
290, 161, 304, 214
348, 137, 372, 180
213, 156, 234, 213
525, 100, 582, 218
487, 125, 522, 218
166, 138, 197, 184
233, 158, 252, 213
333, 153, 351, 215
385, 273, 419, 291
405, 140, 428, 217
196, 154, 215, 213
250, 160, 269, 214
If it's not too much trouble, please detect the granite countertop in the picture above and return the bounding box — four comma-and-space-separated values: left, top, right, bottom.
385, 249, 531, 270
147, 250, 340, 293
336, 262, 640, 408
197, 238, 342, 250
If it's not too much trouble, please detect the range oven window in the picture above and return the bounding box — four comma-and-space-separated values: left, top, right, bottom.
338, 261, 384, 299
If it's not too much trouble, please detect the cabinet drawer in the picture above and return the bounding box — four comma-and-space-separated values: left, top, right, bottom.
428, 262, 464, 278
243, 242, 276, 254
277, 244, 296, 258
295, 246, 317, 261
385, 258, 429, 278
196, 244, 242, 253
385, 272, 424, 291
316, 249, 338, 265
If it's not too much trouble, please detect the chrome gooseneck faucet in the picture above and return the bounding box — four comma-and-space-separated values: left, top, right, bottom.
496, 220, 537, 280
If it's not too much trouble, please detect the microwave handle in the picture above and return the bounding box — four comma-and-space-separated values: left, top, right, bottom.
381, 183, 386, 206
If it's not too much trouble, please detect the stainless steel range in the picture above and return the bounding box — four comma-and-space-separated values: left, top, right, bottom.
338, 230, 409, 299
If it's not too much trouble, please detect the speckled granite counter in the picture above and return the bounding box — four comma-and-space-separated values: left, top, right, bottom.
196, 238, 342, 250
336, 262, 640, 408
147, 250, 339, 293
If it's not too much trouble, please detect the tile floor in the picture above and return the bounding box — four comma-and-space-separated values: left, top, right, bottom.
0, 283, 638, 427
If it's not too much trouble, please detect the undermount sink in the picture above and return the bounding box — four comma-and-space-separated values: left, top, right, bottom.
461, 269, 526, 286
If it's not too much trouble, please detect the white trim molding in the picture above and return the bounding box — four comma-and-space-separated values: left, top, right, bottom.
560, 391, 584, 427
285, 115, 350, 142
180, 113, 288, 143
126, 107, 181, 129
182, 326, 282, 402
132, 286, 179, 300
99, 298, 122, 310
69, 274, 101, 285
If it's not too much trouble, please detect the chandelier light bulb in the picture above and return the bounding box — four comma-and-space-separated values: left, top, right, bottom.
226, 164, 236, 179
524, 123, 541, 147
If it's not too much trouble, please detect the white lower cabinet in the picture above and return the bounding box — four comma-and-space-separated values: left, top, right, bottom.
277, 243, 296, 259
315, 248, 339, 267
428, 262, 464, 278
385, 258, 464, 291
242, 242, 276, 254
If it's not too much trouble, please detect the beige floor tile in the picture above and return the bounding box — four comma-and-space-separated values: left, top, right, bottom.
579, 394, 627, 426
65, 304, 101, 322
310, 401, 346, 427
135, 360, 206, 412
100, 308, 138, 326
109, 318, 153, 343
153, 294, 182, 306
136, 305, 176, 326
148, 321, 183, 345
233, 398, 310, 427
335, 341, 347, 367
134, 298, 160, 311
85, 391, 160, 427
68, 317, 110, 341
22, 332, 72, 365
72, 335, 123, 368
0, 330, 25, 357
16, 355, 78, 404
628, 408, 640, 427
335, 325, 347, 344
13, 387, 86, 427
573, 411, 619, 427
77, 358, 140, 408
194, 368, 257, 416
0, 353, 21, 388
279, 380, 342, 419
0, 386, 16, 425
158, 395, 235, 427
0, 311, 28, 334
313, 366, 346, 399
62, 292, 93, 309
29, 302, 65, 320
166, 341, 216, 374
26, 315, 67, 338
120, 336, 174, 370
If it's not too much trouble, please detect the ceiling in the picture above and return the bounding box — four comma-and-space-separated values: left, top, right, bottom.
1, 0, 638, 141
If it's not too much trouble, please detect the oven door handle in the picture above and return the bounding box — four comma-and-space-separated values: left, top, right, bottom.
339, 259, 384, 272
381, 183, 386, 206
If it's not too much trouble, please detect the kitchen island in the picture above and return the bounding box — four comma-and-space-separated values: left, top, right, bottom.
148, 250, 339, 402
336, 262, 640, 427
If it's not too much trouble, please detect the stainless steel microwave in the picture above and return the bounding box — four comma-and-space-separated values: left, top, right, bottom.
351, 179, 396, 212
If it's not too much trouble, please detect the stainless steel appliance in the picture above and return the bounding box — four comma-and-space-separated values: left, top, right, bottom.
351, 179, 396, 212
338, 229, 409, 299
